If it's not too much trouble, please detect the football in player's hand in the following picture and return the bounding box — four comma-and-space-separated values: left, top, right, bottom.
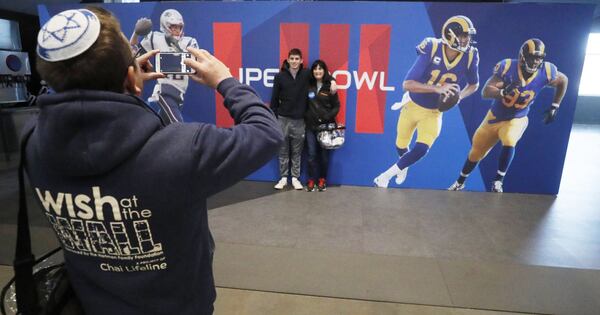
438, 91, 460, 112
134, 18, 153, 37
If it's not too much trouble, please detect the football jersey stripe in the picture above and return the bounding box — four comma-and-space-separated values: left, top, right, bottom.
468, 48, 474, 69
501, 59, 512, 77
430, 39, 439, 59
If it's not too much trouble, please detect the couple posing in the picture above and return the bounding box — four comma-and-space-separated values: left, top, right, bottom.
270, 49, 340, 192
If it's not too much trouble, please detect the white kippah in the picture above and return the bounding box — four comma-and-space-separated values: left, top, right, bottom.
37, 9, 101, 62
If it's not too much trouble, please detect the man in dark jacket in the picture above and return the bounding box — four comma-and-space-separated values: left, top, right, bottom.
270, 48, 310, 190
26, 7, 282, 314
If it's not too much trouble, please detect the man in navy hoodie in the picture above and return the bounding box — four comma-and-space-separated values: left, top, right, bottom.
25, 7, 282, 314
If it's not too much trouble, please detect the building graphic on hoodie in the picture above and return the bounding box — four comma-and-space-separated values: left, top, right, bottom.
36, 185, 166, 271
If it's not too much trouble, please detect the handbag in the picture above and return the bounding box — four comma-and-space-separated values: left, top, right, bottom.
1, 126, 83, 315
316, 123, 345, 150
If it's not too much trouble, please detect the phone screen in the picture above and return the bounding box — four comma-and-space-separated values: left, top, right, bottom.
158, 53, 194, 74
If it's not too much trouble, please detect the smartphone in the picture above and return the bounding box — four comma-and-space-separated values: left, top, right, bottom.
155, 52, 195, 75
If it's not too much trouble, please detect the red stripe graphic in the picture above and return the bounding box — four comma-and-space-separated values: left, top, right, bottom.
279, 23, 309, 67
319, 24, 350, 125
213, 22, 242, 127
355, 24, 391, 134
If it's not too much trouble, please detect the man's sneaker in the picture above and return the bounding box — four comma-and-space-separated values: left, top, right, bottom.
317, 178, 327, 191
394, 167, 408, 185
491, 180, 503, 193
291, 177, 303, 190
448, 181, 465, 191
306, 179, 316, 192
274, 177, 287, 190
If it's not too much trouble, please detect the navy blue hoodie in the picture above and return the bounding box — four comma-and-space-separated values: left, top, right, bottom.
23, 78, 283, 314
270, 63, 310, 119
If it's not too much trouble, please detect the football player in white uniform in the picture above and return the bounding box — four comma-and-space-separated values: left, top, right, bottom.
130, 9, 199, 123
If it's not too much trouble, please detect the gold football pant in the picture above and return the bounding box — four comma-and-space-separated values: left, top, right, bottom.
395, 101, 442, 149
468, 110, 528, 162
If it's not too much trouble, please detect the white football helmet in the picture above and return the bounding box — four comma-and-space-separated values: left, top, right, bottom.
160, 9, 184, 40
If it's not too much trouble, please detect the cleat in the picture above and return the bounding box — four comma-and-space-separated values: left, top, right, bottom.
306, 179, 316, 192
373, 174, 390, 188
274, 177, 288, 190
491, 180, 503, 193
394, 167, 408, 185
291, 177, 304, 190
317, 178, 327, 191
448, 181, 465, 191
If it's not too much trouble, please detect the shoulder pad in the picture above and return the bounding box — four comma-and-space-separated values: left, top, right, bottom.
416, 37, 438, 57
493, 59, 513, 77
544, 62, 558, 82
468, 47, 479, 69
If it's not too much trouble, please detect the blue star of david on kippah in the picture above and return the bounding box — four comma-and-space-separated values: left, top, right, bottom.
37, 9, 100, 61
42, 12, 82, 43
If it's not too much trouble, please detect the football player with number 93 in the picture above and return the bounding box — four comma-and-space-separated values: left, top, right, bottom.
448, 38, 568, 193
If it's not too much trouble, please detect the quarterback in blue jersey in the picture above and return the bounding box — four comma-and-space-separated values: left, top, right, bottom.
448, 38, 568, 192
374, 15, 480, 188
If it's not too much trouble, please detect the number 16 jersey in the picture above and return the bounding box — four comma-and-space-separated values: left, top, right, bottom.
404, 37, 479, 110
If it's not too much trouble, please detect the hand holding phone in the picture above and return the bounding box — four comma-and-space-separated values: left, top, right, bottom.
127, 49, 164, 96
183, 48, 232, 89
155, 52, 196, 75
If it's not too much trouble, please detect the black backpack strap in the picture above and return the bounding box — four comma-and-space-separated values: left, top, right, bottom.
13, 123, 39, 314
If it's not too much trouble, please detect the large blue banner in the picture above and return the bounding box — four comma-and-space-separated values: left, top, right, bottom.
39, 2, 594, 194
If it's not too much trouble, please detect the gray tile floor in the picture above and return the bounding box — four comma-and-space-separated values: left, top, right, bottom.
213, 287, 528, 315
1, 124, 599, 314
208, 183, 599, 270
208, 124, 600, 314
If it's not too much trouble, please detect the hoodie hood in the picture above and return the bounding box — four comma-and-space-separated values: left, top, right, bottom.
34, 90, 162, 177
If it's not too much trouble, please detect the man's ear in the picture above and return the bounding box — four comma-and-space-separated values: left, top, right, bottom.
124, 66, 142, 96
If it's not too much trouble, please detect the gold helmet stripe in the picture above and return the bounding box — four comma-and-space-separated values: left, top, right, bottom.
445, 16, 470, 33
456, 17, 469, 33
527, 39, 545, 55
527, 40, 536, 54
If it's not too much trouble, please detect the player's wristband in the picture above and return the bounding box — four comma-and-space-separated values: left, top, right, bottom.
500, 89, 506, 97
551, 103, 560, 109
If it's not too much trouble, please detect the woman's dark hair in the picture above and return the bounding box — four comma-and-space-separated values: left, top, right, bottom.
309, 59, 333, 87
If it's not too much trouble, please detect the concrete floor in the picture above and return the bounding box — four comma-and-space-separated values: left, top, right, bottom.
0, 267, 527, 315
1, 124, 599, 314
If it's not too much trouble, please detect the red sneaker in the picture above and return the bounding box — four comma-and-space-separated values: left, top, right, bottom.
306, 179, 316, 192
317, 178, 327, 191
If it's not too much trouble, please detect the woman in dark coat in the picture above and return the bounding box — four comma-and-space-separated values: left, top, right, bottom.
304, 59, 340, 191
